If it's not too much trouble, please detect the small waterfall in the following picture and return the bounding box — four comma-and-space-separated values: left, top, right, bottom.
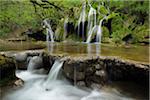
64, 18, 68, 40
96, 16, 107, 43
86, 25, 97, 43
27, 56, 43, 72
87, 6, 96, 36
78, 2, 86, 40
86, 16, 107, 43
45, 60, 64, 83
43, 19, 54, 43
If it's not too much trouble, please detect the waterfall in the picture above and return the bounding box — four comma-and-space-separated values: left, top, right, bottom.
87, 6, 96, 36
86, 25, 97, 43
64, 18, 68, 40
78, 2, 86, 40
45, 60, 64, 83
96, 16, 107, 43
86, 16, 107, 43
27, 56, 43, 72
43, 19, 54, 43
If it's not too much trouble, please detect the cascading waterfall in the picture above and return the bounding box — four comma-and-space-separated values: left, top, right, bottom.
86, 16, 107, 43
4, 58, 133, 100
96, 16, 107, 43
87, 5, 96, 36
86, 25, 98, 43
43, 19, 54, 43
45, 60, 64, 82
27, 55, 43, 72
78, 2, 86, 40
64, 18, 68, 40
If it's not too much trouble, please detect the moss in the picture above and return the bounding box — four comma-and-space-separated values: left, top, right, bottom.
0, 55, 16, 86
0, 55, 12, 65
0, 75, 17, 87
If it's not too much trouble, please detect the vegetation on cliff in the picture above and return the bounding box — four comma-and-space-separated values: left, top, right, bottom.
0, 0, 149, 44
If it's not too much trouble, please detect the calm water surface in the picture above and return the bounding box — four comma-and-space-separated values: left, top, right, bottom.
46, 42, 149, 63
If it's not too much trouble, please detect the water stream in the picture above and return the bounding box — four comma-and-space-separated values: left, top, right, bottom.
2, 59, 136, 100
87, 6, 96, 37
43, 19, 55, 51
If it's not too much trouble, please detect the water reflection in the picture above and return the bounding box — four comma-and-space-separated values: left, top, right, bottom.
95, 43, 100, 57
47, 42, 54, 54
87, 43, 92, 57
46, 42, 149, 63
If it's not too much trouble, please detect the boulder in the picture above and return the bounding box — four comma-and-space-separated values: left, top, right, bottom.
27, 56, 43, 71
0, 55, 16, 86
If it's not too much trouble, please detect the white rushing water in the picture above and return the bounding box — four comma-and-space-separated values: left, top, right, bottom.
87, 5, 96, 37
3, 60, 133, 100
86, 25, 98, 43
43, 19, 54, 50
64, 18, 68, 40
86, 16, 107, 43
96, 16, 107, 43
44, 60, 64, 85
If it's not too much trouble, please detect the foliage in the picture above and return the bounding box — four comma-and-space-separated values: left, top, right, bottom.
0, 0, 149, 44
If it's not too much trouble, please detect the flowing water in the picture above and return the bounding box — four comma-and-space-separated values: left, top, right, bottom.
86, 16, 107, 43
86, 26, 98, 43
96, 16, 107, 43
64, 18, 68, 39
87, 6, 96, 37
43, 19, 55, 45
2, 59, 138, 100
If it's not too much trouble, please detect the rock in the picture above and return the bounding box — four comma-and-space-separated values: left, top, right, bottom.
85, 67, 95, 76
14, 79, 24, 87
23, 28, 46, 41
77, 81, 86, 87
28, 56, 43, 71
95, 70, 106, 77
13, 52, 28, 70
13, 52, 28, 62
76, 72, 85, 81
0, 55, 16, 86
90, 83, 102, 90
95, 64, 101, 70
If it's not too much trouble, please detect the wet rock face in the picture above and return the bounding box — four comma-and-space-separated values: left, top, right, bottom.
105, 59, 149, 86
13, 53, 28, 70
63, 58, 107, 88
0, 55, 16, 86
59, 56, 149, 88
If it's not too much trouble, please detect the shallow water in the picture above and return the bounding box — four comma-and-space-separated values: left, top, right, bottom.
46, 42, 149, 63
2, 70, 135, 100
0, 41, 149, 63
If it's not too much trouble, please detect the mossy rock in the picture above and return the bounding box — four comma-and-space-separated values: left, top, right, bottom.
0, 55, 16, 86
